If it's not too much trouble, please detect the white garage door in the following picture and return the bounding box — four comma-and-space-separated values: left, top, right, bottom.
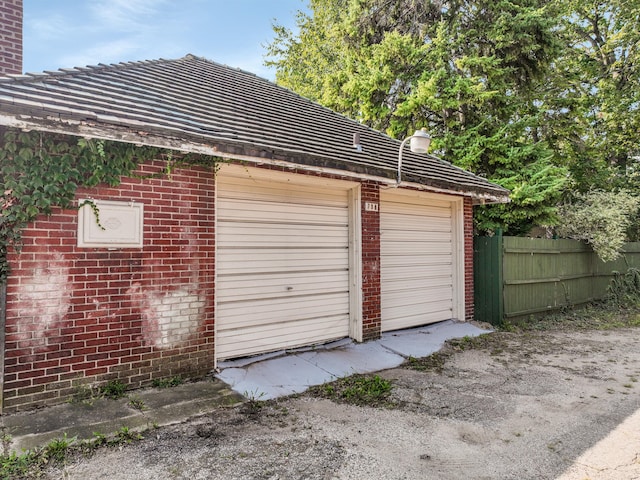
216, 167, 354, 360
380, 190, 460, 332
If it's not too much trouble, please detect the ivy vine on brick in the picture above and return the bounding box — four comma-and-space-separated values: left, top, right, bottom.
0, 127, 218, 282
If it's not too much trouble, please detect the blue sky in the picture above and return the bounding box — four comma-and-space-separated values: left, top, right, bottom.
23, 0, 307, 79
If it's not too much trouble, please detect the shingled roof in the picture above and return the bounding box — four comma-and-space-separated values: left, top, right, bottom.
0, 54, 508, 203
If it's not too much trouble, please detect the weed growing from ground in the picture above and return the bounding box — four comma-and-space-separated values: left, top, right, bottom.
115, 427, 143, 444
240, 390, 268, 415
1, 449, 35, 479
0, 426, 149, 479
91, 432, 107, 447
41, 433, 76, 464
607, 268, 640, 307
127, 395, 147, 412
0, 433, 77, 478
405, 352, 450, 373
0, 430, 12, 456
152, 376, 184, 389
513, 303, 640, 331
311, 374, 394, 407
100, 380, 127, 400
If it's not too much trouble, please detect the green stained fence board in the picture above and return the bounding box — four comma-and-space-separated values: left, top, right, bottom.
473, 237, 640, 326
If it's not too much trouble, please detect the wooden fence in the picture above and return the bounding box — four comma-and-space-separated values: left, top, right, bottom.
474, 236, 640, 326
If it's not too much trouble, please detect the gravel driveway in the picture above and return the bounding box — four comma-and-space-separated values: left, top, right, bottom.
43, 322, 640, 480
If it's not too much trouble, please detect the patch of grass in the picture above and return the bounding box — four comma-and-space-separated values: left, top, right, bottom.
448, 334, 496, 351
100, 380, 127, 400
152, 376, 184, 389
1, 449, 37, 479
71, 381, 130, 405
607, 268, 640, 307
115, 426, 143, 444
402, 333, 512, 372
42, 433, 76, 464
0, 426, 148, 478
404, 352, 450, 373
502, 302, 640, 332
91, 432, 108, 447
0, 434, 76, 478
310, 374, 394, 407
240, 389, 269, 415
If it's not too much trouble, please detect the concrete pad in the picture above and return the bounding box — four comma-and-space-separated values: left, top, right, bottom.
216, 321, 492, 401
217, 342, 405, 400
217, 355, 338, 400
4, 379, 242, 454
299, 341, 404, 378
380, 321, 491, 358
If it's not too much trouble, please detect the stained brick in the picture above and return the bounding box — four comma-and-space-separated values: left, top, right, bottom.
4, 161, 216, 412
3, 153, 481, 413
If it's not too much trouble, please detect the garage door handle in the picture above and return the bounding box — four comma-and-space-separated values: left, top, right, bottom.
286, 286, 293, 291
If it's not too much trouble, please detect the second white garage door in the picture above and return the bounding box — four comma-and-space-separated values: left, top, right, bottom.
380, 190, 463, 332
216, 166, 358, 360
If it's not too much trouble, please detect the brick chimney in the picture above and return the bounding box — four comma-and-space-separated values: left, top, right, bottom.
0, 0, 23, 75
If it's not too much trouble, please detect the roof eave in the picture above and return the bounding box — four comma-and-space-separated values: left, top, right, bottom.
0, 112, 510, 204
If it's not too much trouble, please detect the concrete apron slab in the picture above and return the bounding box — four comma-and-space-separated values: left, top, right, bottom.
215, 320, 491, 400
4, 379, 243, 454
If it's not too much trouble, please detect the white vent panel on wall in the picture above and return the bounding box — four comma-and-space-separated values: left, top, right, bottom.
78, 199, 144, 248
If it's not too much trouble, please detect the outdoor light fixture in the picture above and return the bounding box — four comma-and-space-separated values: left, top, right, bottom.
397, 127, 431, 184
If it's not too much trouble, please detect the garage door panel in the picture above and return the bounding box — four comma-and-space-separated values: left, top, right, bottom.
383, 278, 453, 294
217, 170, 353, 360
217, 225, 348, 248
381, 214, 452, 232
382, 199, 452, 215
381, 264, 454, 281
382, 242, 454, 256
216, 314, 349, 359
219, 178, 348, 207
382, 288, 454, 308
219, 200, 348, 225
218, 292, 350, 327
381, 309, 452, 331
381, 191, 456, 332
218, 249, 348, 275
218, 272, 349, 302
382, 230, 452, 242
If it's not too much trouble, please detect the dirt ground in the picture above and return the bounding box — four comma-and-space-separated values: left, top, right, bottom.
44, 323, 640, 480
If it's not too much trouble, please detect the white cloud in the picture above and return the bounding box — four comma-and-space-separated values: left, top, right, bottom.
88, 0, 169, 31
27, 14, 69, 40
59, 38, 143, 68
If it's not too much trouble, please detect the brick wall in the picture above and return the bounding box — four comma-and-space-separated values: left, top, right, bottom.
361, 181, 381, 340
3, 160, 215, 412
464, 198, 474, 321
3, 153, 478, 410
0, 0, 22, 75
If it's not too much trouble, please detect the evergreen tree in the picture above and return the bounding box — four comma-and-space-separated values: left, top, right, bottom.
547, 0, 640, 192
266, 0, 568, 235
